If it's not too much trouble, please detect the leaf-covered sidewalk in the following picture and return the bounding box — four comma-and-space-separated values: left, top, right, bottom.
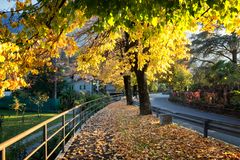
59, 101, 240, 160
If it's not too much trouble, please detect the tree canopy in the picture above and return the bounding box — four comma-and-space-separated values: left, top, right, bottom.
190, 31, 240, 66
0, 0, 240, 114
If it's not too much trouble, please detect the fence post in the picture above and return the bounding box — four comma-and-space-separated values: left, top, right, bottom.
43, 124, 48, 160
95, 101, 98, 113
79, 107, 83, 127
62, 115, 66, 153
203, 120, 209, 138
73, 109, 76, 135
1, 148, 6, 160
82, 110, 85, 124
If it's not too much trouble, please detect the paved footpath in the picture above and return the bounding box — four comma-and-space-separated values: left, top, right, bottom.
150, 93, 240, 146
58, 102, 124, 160
58, 101, 240, 160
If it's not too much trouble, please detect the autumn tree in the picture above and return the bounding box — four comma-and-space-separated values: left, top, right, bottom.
81, 21, 189, 114
11, 96, 22, 116
75, 24, 135, 105
11, 96, 26, 122
72, 0, 240, 115
0, 0, 85, 96
1, 0, 240, 115
73, 1, 197, 114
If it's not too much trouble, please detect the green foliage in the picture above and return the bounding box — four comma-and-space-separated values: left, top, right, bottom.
189, 32, 240, 65
27, 71, 68, 99
230, 90, 240, 109
149, 81, 159, 93
0, 96, 14, 110
171, 64, 192, 91
59, 88, 85, 111
85, 93, 104, 101
59, 87, 105, 111
2, 89, 59, 113
191, 61, 240, 88
191, 66, 210, 87
207, 61, 240, 86
158, 83, 168, 92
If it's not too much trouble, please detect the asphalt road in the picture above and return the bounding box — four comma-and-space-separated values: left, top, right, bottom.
150, 93, 240, 147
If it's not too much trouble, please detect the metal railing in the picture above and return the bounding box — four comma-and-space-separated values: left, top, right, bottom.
0, 95, 122, 160
152, 106, 240, 138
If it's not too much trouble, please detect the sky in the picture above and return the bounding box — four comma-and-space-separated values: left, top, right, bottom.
0, 0, 16, 11
0, 0, 37, 11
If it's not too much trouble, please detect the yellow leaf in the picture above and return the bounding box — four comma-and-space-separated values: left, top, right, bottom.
108, 16, 115, 26
0, 55, 5, 62
11, 22, 18, 28
2, 13, 7, 19
151, 17, 158, 27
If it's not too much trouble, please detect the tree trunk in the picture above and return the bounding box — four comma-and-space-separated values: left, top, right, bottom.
223, 86, 228, 105
124, 30, 151, 115
232, 50, 237, 64
123, 75, 133, 105
135, 69, 152, 115
133, 85, 138, 98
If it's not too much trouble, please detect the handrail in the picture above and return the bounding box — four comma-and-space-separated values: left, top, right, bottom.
0, 94, 122, 160
152, 106, 240, 127
151, 106, 240, 139
0, 95, 113, 150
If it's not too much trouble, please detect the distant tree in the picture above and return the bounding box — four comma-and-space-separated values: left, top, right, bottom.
170, 64, 192, 92
11, 97, 26, 122
191, 60, 240, 89
158, 83, 168, 93
149, 81, 160, 93
30, 93, 49, 117
206, 60, 240, 87
190, 31, 240, 66
191, 66, 211, 88
11, 97, 21, 116
27, 69, 68, 99
59, 88, 84, 111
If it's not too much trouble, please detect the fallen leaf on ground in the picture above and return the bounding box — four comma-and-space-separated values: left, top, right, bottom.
59, 101, 240, 160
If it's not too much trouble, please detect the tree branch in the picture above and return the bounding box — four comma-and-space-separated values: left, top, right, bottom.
196, 7, 211, 20
191, 57, 215, 64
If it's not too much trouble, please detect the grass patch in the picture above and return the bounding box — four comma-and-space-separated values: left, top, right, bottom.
0, 109, 56, 143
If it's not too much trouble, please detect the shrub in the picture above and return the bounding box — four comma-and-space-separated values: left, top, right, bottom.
230, 90, 240, 109
59, 89, 86, 111
85, 93, 104, 101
